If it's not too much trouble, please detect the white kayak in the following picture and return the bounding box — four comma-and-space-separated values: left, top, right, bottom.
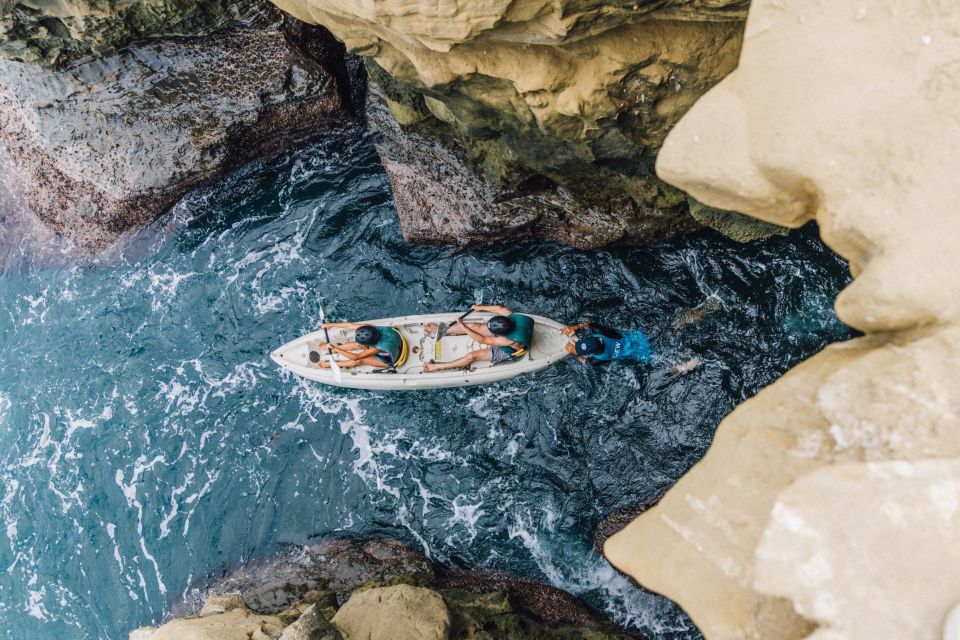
270, 312, 571, 390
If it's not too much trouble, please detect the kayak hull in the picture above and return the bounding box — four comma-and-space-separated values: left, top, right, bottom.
270, 312, 571, 390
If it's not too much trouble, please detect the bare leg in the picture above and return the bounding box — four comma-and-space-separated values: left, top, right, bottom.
317, 341, 362, 351
437, 322, 492, 337
423, 348, 493, 372
318, 357, 389, 369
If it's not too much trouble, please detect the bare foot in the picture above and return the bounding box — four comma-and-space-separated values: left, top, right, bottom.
422, 361, 437, 372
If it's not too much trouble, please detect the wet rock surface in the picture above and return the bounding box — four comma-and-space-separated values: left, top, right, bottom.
169, 537, 636, 639
0, 21, 362, 252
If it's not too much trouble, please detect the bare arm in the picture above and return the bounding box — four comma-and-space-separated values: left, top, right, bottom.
321, 322, 365, 329
332, 345, 379, 361
458, 321, 514, 347
320, 341, 376, 361
470, 304, 512, 316
562, 321, 590, 336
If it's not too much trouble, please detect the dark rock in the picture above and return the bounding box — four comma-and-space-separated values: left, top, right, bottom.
687, 197, 789, 243
174, 537, 640, 637
0, 22, 355, 252
435, 567, 640, 638
366, 83, 702, 250
282, 17, 367, 119
441, 589, 632, 639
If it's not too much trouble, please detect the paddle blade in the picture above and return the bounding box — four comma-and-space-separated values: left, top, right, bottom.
327, 354, 343, 382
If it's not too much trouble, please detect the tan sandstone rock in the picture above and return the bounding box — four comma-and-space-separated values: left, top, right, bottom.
753, 460, 960, 640
129, 595, 285, 640
604, 0, 960, 638
268, 0, 754, 246
331, 584, 450, 640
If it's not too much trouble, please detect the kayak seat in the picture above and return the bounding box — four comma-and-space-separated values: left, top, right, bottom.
394, 333, 409, 367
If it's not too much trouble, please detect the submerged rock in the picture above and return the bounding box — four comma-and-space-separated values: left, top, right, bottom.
267, 0, 751, 246
0, 21, 361, 252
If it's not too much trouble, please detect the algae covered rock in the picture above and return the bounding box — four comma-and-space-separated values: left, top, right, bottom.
267, 0, 751, 246
0, 0, 273, 66
331, 584, 451, 640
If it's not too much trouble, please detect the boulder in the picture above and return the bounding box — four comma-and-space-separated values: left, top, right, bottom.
279, 604, 342, 640
0, 22, 355, 251
331, 585, 450, 640
130, 595, 285, 640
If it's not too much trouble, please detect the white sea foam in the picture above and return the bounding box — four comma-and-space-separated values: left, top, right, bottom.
115, 455, 168, 596
146, 269, 197, 314
449, 497, 484, 542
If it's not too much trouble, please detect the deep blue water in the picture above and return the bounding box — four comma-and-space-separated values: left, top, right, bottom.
0, 130, 852, 639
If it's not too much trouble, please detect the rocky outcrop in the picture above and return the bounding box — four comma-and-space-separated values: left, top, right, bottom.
0, 18, 364, 252
139, 537, 633, 640
266, 0, 765, 247
0, 0, 271, 66
604, 1, 960, 639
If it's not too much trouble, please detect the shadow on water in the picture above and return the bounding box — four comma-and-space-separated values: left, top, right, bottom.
0, 129, 854, 639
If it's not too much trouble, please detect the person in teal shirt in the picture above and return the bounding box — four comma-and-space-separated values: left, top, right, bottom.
423, 304, 533, 372
311, 322, 406, 369
563, 321, 652, 364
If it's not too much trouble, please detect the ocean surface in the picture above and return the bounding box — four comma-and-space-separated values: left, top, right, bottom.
0, 130, 853, 639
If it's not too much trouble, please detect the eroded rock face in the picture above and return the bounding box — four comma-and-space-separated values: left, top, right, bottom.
0, 21, 361, 252
0, 0, 271, 66
754, 460, 960, 640
604, 1, 960, 638
268, 0, 755, 247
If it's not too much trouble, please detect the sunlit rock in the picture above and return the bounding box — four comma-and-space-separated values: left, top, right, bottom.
754, 460, 960, 640
605, 0, 960, 638
331, 584, 451, 640
267, 0, 758, 246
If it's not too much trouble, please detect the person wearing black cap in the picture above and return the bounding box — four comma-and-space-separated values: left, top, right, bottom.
310, 322, 407, 369
562, 321, 652, 364
423, 304, 534, 372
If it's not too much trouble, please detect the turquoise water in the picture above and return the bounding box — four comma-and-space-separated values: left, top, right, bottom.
0, 131, 852, 639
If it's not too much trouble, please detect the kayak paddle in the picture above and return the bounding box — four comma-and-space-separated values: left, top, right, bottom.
317, 302, 343, 383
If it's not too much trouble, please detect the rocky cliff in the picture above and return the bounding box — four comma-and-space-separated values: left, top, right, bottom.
0, 1, 366, 252
604, 1, 960, 638
265, 0, 781, 247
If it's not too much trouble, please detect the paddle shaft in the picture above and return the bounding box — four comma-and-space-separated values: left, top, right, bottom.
317, 303, 342, 381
